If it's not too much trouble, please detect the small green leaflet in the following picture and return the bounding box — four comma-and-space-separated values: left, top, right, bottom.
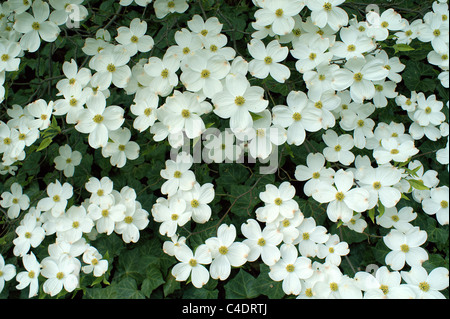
393, 43, 415, 54
407, 179, 430, 191
37, 117, 61, 151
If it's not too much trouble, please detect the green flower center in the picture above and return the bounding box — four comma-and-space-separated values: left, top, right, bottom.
373, 181, 382, 190
275, 9, 284, 17
173, 171, 182, 178
124, 216, 133, 224
219, 246, 228, 255
353, 72, 363, 82
235, 96, 246, 106
69, 98, 78, 106
191, 199, 200, 208
93, 114, 104, 124
257, 238, 266, 246
144, 108, 152, 116
390, 149, 399, 155
201, 69, 211, 78
330, 282, 339, 291
419, 282, 430, 292
400, 244, 409, 253
189, 259, 197, 267
335, 192, 345, 201
286, 264, 295, 272
292, 112, 302, 121
161, 69, 169, 78
380, 285, 389, 295
323, 2, 332, 11
181, 109, 191, 118
106, 63, 116, 72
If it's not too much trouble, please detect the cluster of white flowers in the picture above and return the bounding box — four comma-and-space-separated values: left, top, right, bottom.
0, 0, 448, 299
0, 177, 149, 297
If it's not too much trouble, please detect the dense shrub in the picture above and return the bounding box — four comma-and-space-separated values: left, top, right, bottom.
0, 0, 448, 299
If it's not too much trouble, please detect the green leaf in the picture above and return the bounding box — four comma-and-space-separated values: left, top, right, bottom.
254, 264, 285, 299
393, 43, 415, 54
402, 60, 437, 93
182, 280, 219, 299
83, 286, 117, 299
216, 164, 250, 190
113, 278, 145, 299
368, 208, 376, 223
36, 137, 53, 152
404, 165, 422, 178
224, 269, 259, 299
373, 240, 390, 265
407, 179, 430, 191
141, 266, 165, 298
163, 273, 180, 297
250, 111, 264, 121
377, 202, 386, 218
116, 246, 160, 284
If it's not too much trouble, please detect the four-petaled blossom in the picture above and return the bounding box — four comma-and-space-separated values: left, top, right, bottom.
248, 39, 291, 83
0, 0, 448, 301
269, 244, 314, 295
1, 182, 30, 219
171, 244, 212, 288
53, 144, 82, 177
205, 224, 250, 281
75, 96, 125, 149
254, 0, 305, 36
383, 227, 429, 271
312, 169, 370, 223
